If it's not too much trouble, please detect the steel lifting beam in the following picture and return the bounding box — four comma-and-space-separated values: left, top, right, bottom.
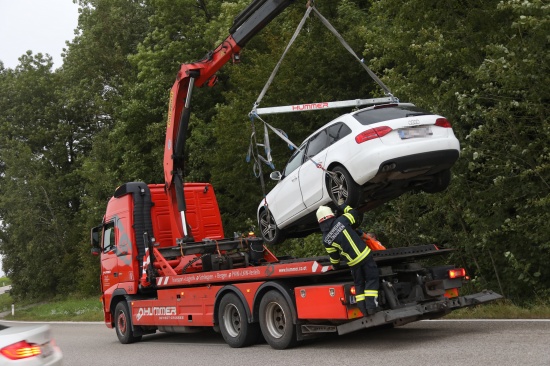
254, 97, 396, 115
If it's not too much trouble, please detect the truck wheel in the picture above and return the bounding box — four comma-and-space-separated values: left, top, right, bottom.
327, 165, 362, 207
259, 290, 297, 349
114, 301, 142, 344
259, 209, 285, 245
218, 293, 260, 348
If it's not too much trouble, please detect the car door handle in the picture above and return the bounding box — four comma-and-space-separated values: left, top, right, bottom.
292, 177, 298, 182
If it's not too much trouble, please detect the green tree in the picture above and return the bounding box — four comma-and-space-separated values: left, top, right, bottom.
0, 54, 84, 299
360, 0, 549, 303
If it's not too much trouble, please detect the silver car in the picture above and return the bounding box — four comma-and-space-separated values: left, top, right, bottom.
0, 324, 63, 365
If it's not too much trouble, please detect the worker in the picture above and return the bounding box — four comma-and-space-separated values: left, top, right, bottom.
316, 205, 379, 316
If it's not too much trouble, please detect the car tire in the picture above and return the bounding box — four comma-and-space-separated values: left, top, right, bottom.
259, 209, 285, 245
326, 165, 362, 207
218, 293, 261, 348
422, 169, 451, 194
259, 290, 298, 350
114, 301, 142, 344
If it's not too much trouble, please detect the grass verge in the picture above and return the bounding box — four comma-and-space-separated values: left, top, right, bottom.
0, 295, 548, 322
1, 295, 103, 322
443, 299, 550, 319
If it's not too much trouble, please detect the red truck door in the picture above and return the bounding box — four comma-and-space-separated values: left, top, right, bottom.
100, 221, 118, 294
100, 209, 138, 295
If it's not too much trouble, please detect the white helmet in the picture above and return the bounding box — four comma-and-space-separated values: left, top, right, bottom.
316, 206, 334, 223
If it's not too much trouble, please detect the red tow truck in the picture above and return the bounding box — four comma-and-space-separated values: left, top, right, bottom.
90, 0, 502, 349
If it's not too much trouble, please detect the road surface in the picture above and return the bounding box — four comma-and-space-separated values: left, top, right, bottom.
2, 319, 548, 366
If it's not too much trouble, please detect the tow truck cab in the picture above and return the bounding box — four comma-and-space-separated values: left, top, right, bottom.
90, 182, 225, 317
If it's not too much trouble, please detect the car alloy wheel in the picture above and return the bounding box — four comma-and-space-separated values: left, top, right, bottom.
259, 209, 285, 245
327, 166, 361, 207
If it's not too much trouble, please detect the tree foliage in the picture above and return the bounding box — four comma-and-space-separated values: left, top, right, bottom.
0, 0, 547, 303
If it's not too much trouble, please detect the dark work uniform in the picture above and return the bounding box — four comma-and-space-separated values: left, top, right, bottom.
319, 205, 379, 314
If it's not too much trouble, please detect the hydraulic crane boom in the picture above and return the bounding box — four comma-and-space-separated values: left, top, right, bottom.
163, 0, 296, 241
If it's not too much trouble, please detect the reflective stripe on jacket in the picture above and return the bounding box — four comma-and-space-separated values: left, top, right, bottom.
320, 205, 371, 267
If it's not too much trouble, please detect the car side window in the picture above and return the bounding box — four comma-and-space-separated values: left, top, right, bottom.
306, 130, 328, 158
327, 122, 351, 145
282, 148, 305, 178
103, 222, 116, 253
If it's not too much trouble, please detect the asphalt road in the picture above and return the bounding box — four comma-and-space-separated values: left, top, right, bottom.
2, 319, 548, 366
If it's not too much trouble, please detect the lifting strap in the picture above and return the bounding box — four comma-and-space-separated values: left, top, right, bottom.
254, 113, 336, 177
309, 6, 393, 98
250, 3, 394, 116
246, 122, 293, 176
248, 2, 390, 213
247, 3, 395, 173
252, 5, 313, 112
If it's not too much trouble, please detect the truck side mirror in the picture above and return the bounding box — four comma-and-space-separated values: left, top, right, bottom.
90, 225, 101, 255
269, 171, 282, 181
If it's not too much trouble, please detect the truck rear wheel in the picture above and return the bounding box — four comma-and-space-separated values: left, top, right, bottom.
114, 301, 142, 344
218, 293, 260, 348
259, 290, 297, 349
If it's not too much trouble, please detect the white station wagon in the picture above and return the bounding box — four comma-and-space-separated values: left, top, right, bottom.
257, 103, 460, 245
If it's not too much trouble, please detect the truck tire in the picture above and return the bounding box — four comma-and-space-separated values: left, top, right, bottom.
326, 165, 362, 207
218, 293, 260, 348
259, 290, 297, 350
114, 301, 142, 344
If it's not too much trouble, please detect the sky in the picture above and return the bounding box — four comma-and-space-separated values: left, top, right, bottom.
0, 0, 80, 69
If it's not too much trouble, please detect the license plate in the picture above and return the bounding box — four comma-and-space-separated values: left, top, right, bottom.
398, 126, 432, 139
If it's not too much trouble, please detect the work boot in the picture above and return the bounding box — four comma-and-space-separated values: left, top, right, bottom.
358, 302, 367, 317
365, 308, 376, 316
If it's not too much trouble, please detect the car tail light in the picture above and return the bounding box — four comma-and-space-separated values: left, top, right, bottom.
435, 117, 452, 128
0, 340, 42, 360
448, 268, 466, 279
355, 126, 392, 144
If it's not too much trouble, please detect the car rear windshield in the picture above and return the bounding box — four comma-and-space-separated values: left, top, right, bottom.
353, 104, 430, 125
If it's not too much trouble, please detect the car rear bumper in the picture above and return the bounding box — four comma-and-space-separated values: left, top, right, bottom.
347, 136, 460, 185
378, 149, 459, 175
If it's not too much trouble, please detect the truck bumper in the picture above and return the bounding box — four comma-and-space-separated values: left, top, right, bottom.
336, 290, 503, 335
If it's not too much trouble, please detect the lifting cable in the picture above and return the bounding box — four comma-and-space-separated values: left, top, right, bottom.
248, 1, 393, 220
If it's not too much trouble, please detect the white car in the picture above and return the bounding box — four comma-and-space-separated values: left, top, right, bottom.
257, 103, 460, 245
0, 324, 63, 365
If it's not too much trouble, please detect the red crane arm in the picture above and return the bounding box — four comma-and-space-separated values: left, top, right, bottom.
163, 36, 241, 191
162, 0, 297, 241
